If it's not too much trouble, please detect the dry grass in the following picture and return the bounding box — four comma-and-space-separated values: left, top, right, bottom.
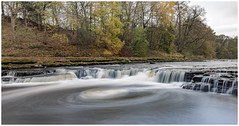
2, 21, 105, 57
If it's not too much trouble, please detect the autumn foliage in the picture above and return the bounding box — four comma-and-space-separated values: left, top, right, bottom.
1, 1, 237, 59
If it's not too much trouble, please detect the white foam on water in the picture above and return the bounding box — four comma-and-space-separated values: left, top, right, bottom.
2, 68, 185, 92
80, 88, 129, 100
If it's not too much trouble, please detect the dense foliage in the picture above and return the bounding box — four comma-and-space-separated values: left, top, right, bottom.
1, 1, 237, 58
130, 27, 149, 57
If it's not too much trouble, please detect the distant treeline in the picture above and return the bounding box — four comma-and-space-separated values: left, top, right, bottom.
2, 1, 237, 58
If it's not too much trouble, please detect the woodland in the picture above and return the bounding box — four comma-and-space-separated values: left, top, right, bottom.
1, 1, 237, 64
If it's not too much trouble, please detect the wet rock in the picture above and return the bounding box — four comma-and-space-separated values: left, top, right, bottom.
182, 83, 193, 89
192, 83, 201, 90
1, 71, 8, 76
192, 75, 203, 83
203, 73, 210, 76
184, 71, 205, 82
220, 74, 234, 78
232, 89, 237, 96
201, 84, 209, 92
2, 69, 55, 77
149, 62, 155, 64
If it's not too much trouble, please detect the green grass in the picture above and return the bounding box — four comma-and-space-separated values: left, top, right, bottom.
29, 45, 45, 49
2, 58, 37, 65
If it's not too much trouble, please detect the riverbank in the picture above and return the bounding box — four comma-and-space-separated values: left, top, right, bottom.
2, 56, 195, 70
2, 53, 213, 70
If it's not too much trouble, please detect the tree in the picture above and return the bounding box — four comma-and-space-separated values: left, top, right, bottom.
2, 2, 5, 19
49, 2, 63, 31
35, 2, 49, 44
174, 4, 217, 57
130, 27, 149, 57
5, 1, 20, 42
93, 2, 124, 55
174, 1, 188, 52
2, 1, 236, 58
215, 35, 238, 59
145, 2, 176, 53
120, 2, 134, 45
161, 25, 175, 53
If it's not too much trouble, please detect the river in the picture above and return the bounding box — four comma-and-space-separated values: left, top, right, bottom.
2, 60, 238, 124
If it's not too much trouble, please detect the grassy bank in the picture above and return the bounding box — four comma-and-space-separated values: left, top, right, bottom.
2, 55, 206, 70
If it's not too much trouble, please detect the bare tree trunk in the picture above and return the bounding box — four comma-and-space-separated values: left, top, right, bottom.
11, 14, 16, 42
42, 3, 47, 44
38, 13, 42, 31
7, 2, 17, 42
52, 6, 59, 32
74, 2, 81, 46
43, 23, 47, 44
178, 13, 182, 52
23, 8, 28, 31
2, 2, 4, 19
176, 3, 182, 53
55, 18, 59, 32
89, 2, 92, 32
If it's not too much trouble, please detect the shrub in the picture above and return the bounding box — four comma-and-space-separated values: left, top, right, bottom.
52, 33, 69, 44
103, 49, 113, 56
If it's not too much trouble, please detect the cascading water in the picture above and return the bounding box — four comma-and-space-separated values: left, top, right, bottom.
76, 68, 145, 79
187, 73, 238, 95
154, 70, 185, 83
221, 80, 228, 93
2, 67, 187, 86
227, 79, 237, 94
212, 77, 218, 92
74, 68, 186, 83
2, 66, 237, 96
199, 76, 211, 91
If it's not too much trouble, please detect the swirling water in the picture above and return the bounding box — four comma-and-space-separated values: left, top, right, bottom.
2, 60, 238, 124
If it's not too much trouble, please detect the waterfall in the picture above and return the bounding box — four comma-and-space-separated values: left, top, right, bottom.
200, 76, 211, 91
226, 79, 237, 94
4, 68, 171, 83
154, 70, 185, 83
221, 80, 228, 93
2, 68, 237, 96
2, 71, 16, 84
74, 68, 185, 83
194, 74, 237, 94
7, 71, 16, 76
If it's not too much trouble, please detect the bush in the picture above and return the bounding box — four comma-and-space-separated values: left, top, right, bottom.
130, 27, 149, 57
52, 33, 69, 44
103, 49, 113, 57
